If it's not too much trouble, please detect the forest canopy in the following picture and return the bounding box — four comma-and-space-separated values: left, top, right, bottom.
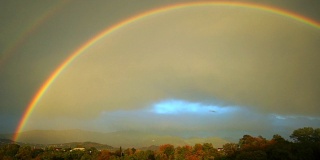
1, 127, 319, 160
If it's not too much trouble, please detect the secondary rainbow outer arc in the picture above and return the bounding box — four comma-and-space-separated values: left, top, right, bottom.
0, 0, 71, 69
14, 1, 320, 141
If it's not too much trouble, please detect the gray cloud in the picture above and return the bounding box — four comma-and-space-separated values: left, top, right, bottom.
1, 0, 320, 136
30, 6, 320, 121
25, 100, 320, 139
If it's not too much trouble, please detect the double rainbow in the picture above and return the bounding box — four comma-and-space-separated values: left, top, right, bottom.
13, 1, 320, 141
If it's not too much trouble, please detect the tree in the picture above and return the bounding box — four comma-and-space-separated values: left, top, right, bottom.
158, 144, 175, 160
236, 150, 267, 160
3, 144, 20, 157
271, 134, 287, 144
312, 128, 320, 142
145, 150, 156, 160
266, 135, 293, 160
223, 143, 238, 157
193, 143, 204, 158
202, 143, 219, 159
239, 135, 268, 151
98, 150, 111, 160
175, 145, 193, 160
131, 147, 136, 154
87, 147, 99, 159
15, 146, 32, 159
69, 150, 85, 160
290, 127, 320, 143
31, 148, 44, 158
129, 150, 155, 160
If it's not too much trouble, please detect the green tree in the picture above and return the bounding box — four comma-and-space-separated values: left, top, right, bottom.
15, 146, 32, 159
87, 147, 99, 159
313, 128, 320, 142
266, 135, 293, 160
223, 143, 238, 157
145, 150, 156, 160
290, 127, 320, 143
129, 150, 155, 160
69, 150, 85, 159
3, 144, 20, 157
271, 134, 287, 143
202, 143, 219, 159
175, 145, 193, 160
31, 148, 44, 158
131, 147, 136, 154
236, 150, 267, 160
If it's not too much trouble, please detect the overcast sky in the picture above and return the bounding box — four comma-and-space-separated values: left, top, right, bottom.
1, 0, 320, 142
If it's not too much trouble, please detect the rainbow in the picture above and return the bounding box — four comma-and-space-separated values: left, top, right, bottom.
13, 1, 320, 141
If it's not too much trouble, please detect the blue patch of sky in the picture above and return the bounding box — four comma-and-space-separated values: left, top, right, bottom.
151, 99, 237, 115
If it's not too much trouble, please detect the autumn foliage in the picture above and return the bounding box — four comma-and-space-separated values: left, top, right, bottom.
1, 127, 319, 159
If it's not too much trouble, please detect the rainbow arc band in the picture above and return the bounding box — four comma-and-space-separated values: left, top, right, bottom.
14, 1, 320, 141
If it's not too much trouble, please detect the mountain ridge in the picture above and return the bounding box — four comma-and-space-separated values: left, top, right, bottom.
1, 129, 229, 148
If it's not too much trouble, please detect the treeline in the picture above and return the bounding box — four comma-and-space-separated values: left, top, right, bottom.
0, 127, 319, 160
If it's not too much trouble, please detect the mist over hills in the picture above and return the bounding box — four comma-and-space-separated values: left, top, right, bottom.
1, 129, 229, 148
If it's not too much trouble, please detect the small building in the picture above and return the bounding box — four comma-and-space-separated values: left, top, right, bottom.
72, 147, 85, 151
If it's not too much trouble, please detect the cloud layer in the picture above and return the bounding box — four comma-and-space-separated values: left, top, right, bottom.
25, 6, 320, 137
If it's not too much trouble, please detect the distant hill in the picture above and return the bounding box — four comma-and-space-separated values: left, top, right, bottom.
10, 129, 229, 148
0, 138, 113, 150
48, 141, 114, 150
0, 134, 13, 140
139, 145, 159, 151
0, 138, 15, 145
0, 138, 48, 148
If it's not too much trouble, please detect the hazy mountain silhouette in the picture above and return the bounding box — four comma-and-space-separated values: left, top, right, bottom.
3, 130, 229, 148
51, 141, 114, 150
